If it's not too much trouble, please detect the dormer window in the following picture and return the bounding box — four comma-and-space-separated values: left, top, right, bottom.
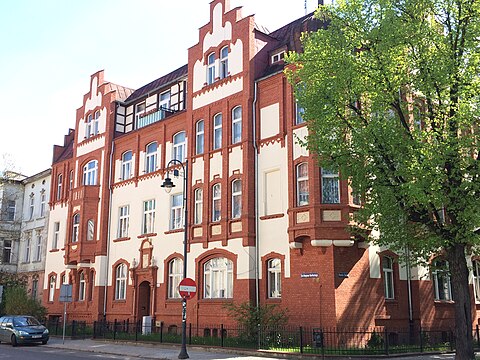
207, 53, 216, 85
271, 50, 286, 64
220, 46, 229, 79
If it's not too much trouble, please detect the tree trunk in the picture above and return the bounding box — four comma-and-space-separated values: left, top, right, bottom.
446, 243, 475, 360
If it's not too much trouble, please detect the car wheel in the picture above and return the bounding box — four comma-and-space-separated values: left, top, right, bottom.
41, 340, 48, 345
11, 335, 18, 347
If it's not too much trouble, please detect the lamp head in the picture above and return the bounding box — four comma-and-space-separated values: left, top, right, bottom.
161, 176, 175, 193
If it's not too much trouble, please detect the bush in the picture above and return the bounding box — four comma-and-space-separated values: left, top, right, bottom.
3, 285, 47, 320
367, 330, 384, 349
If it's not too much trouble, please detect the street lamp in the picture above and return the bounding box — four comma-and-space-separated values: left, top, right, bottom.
162, 158, 189, 359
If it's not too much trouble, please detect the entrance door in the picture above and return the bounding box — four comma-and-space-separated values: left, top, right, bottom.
137, 281, 151, 318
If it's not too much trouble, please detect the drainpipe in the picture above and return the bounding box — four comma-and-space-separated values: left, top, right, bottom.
103, 141, 114, 318
405, 246, 414, 331
253, 81, 260, 308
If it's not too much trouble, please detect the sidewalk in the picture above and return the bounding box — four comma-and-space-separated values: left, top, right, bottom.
44, 337, 458, 360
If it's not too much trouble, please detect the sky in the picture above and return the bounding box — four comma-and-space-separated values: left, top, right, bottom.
0, 0, 321, 176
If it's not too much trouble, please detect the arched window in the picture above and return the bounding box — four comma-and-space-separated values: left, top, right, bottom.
382, 256, 394, 299
220, 46, 228, 79
212, 184, 221, 222
207, 53, 216, 85
168, 258, 183, 299
232, 106, 242, 144
93, 110, 100, 135
194, 188, 203, 225
72, 214, 80, 243
173, 131, 186, 163
85, 113, 93, 139
432, 259, 452, 301
296, 163, 309, 206
145, 142, 158, 173
203, 257, 233, 299
231, 179, 242, 219
213, 113, 222, 150
48, 275, 56, 302
121, 151, 133, 180
83, 160, 98, 185
78, 272, 86, 301
115, 263, 127, 300
87, 219, 95, 241
267, 258, 282, 298
196, 120, 204, 155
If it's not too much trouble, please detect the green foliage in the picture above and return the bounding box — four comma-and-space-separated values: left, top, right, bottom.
367, 330, 384, 349
224, 302, 289, 342
3, 285, 47, 320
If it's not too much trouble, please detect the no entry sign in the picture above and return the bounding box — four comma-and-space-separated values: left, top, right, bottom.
178, 278, 197, 300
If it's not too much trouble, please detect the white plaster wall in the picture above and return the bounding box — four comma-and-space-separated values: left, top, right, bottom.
229, 39, 243, 76
260, 103, 280, 139
76, 136, 106, 157
228, 146, 242, 176
203, 3, 232, 52
369, 244, 381, 279
292, 127, 309, 160
209, 152, 223, 181
192, 157, 205, 184
193, 77, 243, 110
84, 76, 102, 113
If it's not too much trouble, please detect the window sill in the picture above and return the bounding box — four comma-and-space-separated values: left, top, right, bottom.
434, 300, 455, 305
137, 233, 157, 239
164, 229, 184, 235
113, 237, 131, 243
113, 299, 127, 303
49, 249, 59, 253
199, 298, 233, 304
260, 214, 284, 220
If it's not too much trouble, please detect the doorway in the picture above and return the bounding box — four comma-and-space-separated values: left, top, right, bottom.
137, 281, 151, 318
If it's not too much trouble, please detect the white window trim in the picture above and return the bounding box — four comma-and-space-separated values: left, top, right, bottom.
168, 258, 183, 299
220, 46, 229, 79
196, 120, 204, 155
145, 142, 158, 173
267, 258, 282, 299
142, 199, 156, 234
173, 131, 186, 163
296, 163, 309, 206
213, 113, 222, 150
78, 272, 86, 301
212, 184, 221, 222
321, 168, 340, 204
194, 188, 203, 225
382, 256, 395, 300
170, 194, 184, 230
83, 160, 98, 186
121, 151, 133, 180
53, 222, 60, 249
203, 257, 233, 299
231, 179, 242, 219
207, 53, 216, 85
232, 106, 242, 144
118, 205, 130, 238
432, 260, 452, 301
49, 276, 56, 302
72, 214, 79, 243
115, 264, 127, 300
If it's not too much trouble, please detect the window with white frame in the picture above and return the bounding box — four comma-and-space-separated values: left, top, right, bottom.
231, 179, 242, 219
69, 170, 74, 190
145, 142, 158, 173
212, 184, 221, 222
34, 231, 42, 262
121, 151, 133, 180
194, 188, 203, 225
159, 91, 171, 111
118, 205, 130, 238
432, 259, 452, 301
203, 257, 233, 299
213, 113, 222, 150
135, 102, 146, 126
142, 199, 156, 234
220, 46, 228, 79
40, 192, 46, 217
85, 113, 93, 139
115, 263, 127, 300
383, 256, 394, 299
24, 232, 31, 262
83, 160, 98, 185
296, 163, 309, 206
49, 275, 56, 302
295, 100, 305, 125
196, 120, 204, 155
268, 258, 282, 298
2, 240, 12, 263
72, 214, 80, 243
56, 174, 63, 201
78, 272, 86, 301
53, 222, 60, 249
271, 50, 285, 64
322, 168, 340, 204
171, 194, 183, 230
473, 260, 480, 303
232, 106, 242, 144
207, 53, 216, 85
93, 110, 100, 135
173, 132, 186, 163
168, 258, 183, 299
87, 219, 94, 241
29, 195, 35, 219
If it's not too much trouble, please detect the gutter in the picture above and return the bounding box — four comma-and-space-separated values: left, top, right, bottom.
103, 140, 114, 318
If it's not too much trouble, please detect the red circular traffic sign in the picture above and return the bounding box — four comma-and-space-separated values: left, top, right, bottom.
178, 278, 197, 300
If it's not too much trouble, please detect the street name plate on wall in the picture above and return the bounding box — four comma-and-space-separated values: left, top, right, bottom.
59, 284, 73, 302
301, 272, 319, 278
338, 272, 349, 278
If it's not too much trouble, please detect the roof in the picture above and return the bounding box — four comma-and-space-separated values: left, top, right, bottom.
107, 83, 135, 101
22, 168, 51, 184
125, 64, 188, 103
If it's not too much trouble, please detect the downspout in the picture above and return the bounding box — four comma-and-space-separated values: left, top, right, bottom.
405, 246, 414, 330
253, 81, 259, 308
103, 140, 114, 318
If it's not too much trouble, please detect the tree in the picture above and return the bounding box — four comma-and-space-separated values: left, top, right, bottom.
3, 285, 47, 320
288, 0, 480, 358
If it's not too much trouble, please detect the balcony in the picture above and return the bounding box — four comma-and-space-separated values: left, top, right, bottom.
71, 185, 100, 202
136, 107, 174, 129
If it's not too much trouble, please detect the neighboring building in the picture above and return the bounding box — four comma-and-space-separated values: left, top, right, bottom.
0, 172, 26, 274
17, 169, 51, 302
43, 0, 479, 332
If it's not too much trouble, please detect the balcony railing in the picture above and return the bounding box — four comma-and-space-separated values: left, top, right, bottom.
136, 107, 174, 129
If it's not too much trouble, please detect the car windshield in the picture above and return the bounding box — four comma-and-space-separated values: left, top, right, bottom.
13, 317, 40, 327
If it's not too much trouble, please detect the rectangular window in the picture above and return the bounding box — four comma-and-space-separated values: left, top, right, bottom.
173, 132, 186, 163
296, 163, 309, 206
87, 220, 94, 241
142, 200, 156, 234
207, 53, 216, 85
135, 102, 146, 127
433, 260, 452, 301
196, 120, 204, 155
212, 184, 221, 222
2, 240, 12, 263
159, 91, 171, 112
56, 174, 63, 201
32, 279, 38, 299
322, 168, 340, 204
24, 233, 31, 262
6, 200, 16, 221
232, 107, 242, 144
29, 196, 35, 219
383, 256, 394, 299
40, 193, 46, 217
34, 231, 42, 262
219, 46, 228, 79
213, 114, 222, 150
171, 194, 183, 230
271, 50, 285, 64
53, 222, 60, 249
231, 180, 242, 219
121, 151, 133, 181
295, 100, 305, 125
118, 206, 130, 238
194, 188, 203, 225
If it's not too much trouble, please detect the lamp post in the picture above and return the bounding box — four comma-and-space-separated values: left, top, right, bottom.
161, 159, 189, 359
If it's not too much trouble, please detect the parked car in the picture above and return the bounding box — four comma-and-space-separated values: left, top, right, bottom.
0, 315, 49, 346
